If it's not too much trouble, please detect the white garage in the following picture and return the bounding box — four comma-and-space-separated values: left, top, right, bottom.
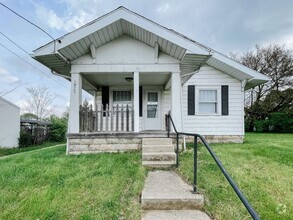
0, 96, 20, 148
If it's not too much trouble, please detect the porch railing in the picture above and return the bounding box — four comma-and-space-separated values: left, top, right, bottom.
79, 104, 134, 132
166, 113, 260, 220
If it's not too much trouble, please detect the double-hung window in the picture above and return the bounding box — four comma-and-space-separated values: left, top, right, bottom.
188, 85, 228, 116
197, 88, 219, 114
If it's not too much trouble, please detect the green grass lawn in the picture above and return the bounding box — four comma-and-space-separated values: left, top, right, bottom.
0, 146, 146, 219
177, 133, 293, 220
0, 141, 65, 157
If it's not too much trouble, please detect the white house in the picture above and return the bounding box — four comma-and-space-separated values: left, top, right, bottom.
0, 96, 20, 148
32, 7, 269, 156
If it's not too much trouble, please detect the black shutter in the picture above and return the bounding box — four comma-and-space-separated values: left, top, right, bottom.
102, 86, 109, 115
221, 85, 229, 115
139, 86, 143, 117
188, 85, 195, 115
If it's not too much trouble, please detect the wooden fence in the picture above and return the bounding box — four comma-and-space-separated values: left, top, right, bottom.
80, 104, 134, 132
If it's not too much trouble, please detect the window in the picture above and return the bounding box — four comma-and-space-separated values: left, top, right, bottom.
147, 92, 158, 118
198, 89, 218, 114
113, 91, 131, 104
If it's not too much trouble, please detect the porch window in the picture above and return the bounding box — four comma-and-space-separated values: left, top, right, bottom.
198, 89, 218, 114
113, 91, 131, 104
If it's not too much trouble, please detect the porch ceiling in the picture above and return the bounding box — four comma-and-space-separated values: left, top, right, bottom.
82, 72, 170, 88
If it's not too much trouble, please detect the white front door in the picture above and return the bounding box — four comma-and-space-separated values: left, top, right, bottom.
144, 90, 161, 130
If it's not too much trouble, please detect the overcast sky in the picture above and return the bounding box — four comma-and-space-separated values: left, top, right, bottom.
1, 0, 293, 115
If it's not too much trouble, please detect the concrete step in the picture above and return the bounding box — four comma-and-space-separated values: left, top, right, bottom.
142, 210, 211, 220
142, 161, 176, 168
141, 171, 204, 210
142, 138, 173, 146
142, 152, 176, 161
142, 145, 174, 153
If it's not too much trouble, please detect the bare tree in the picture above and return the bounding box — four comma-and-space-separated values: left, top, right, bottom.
24, 85, 55, 120
231, 44, 293, 105
231, 44, 293, 131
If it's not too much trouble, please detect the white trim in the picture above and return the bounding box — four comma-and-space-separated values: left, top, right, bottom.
71, 63, 180, 73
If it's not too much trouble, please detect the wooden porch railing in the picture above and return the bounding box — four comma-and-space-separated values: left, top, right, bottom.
79, 104, 134, 132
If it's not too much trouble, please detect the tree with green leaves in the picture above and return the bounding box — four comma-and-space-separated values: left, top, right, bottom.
232, 44, 293, 132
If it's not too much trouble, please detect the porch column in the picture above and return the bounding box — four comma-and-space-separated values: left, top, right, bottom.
171, 71, 182, 131
133, 71, 140, 132
68, 72, 82, 133
93, 91, 97, 111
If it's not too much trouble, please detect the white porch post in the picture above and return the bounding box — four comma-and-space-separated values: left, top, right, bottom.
93, 91, 97, 111
68, 72, 82, 133
133, 71, 140, 132
171, 71, 182, 131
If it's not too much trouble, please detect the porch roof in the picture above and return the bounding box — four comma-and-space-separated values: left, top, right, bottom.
32, 6, 269, 90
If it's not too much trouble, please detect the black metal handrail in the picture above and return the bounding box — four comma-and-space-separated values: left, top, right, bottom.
167, 114, 260, 220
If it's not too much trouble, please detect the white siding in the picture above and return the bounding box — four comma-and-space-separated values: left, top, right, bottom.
181, 65, 244, 135
0, 98, 20, 148
72, 35, 180, 65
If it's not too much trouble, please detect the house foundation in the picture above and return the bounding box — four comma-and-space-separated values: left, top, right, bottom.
67, 132, 176, 155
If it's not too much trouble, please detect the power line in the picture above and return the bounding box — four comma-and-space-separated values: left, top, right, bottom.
0, 31, 30, 55
0, 83, 23, 97
0, 43, 69, 89
0, 2, 54, 42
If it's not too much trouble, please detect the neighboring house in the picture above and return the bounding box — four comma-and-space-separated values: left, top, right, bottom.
32, 7, 269, 154
0, 96, 20, 148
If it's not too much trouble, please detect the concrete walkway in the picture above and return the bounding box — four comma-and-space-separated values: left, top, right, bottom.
141, 171, 210, 220
0, 144, 65, 160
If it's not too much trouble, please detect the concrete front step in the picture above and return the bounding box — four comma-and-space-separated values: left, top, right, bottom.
141, 171, 204, 210
142, 160, 176, 168
142, 138, 173, 145
142, 145, 174, 152
142, 152, 176, 161
142, 210, 211, 220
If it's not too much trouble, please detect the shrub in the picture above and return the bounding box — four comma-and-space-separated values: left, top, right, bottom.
252, 112, 293, 133
19, 130, 33, 147
268, 112, 293, 133
49, 115, 67, 142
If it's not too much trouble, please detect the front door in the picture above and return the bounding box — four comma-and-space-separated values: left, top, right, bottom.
144, 90, 161, 130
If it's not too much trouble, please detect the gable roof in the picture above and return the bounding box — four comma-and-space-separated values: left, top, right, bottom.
32, 6, 269, 90
0, 96, 20, 110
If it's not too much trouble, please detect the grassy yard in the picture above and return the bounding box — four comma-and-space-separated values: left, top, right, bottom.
177, 133, 293, 220
0, 146, 146, 219
0, 141, 65, 157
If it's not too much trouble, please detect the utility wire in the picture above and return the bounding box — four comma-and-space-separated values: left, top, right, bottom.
0, 31, 30, 55
0, 2, 54, 42
0, 43, 68, 88
0, 83, 23, 97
